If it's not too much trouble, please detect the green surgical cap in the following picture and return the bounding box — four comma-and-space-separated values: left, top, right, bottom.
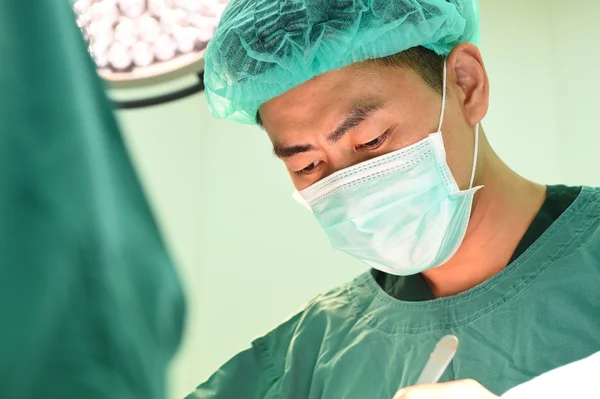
204, 0, 480, 125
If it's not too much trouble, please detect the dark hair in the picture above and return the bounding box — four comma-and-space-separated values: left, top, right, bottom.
256, 46, 445, 125
369, 46, 445, 95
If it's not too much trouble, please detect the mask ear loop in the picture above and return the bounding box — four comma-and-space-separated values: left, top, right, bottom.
437, 60, 447, 133
469, 124, 480, 189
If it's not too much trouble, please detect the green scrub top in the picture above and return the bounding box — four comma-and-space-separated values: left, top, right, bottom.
189, 186, 600, 398
0, 3, 184, 398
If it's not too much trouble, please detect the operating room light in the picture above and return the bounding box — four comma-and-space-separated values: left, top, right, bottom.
72, 0, 229, 108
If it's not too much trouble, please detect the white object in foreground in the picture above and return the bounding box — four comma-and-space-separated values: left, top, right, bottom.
501, 351, 600, 399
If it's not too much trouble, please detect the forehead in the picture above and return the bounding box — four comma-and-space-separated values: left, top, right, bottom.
259, 62, 432, 138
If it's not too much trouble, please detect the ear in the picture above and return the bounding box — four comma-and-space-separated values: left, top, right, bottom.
446, 43, 489, 126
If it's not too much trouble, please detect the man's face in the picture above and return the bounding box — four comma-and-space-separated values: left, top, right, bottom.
259, 53, 482, 191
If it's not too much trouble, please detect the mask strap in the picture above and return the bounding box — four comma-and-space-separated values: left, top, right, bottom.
469, 123, 480, 189
437, 60, 448, 132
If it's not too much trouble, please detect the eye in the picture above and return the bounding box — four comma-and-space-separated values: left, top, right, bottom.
294, 160, 322, 176
356, 130, 391, 151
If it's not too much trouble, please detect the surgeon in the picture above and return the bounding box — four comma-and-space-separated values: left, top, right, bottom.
188, 0, 600, 398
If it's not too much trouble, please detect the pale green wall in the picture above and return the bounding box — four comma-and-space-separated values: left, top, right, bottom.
114, 1, 600, 398
549, 0, 600, 186
479, 0, 561, 184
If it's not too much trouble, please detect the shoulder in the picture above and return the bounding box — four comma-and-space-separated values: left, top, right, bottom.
543, 186, 600, 274
576, 186, 600, 246
253, 274, 366, 371
189, 274, 374, 398
569, 186, 600, 231
553, 186, 600, 232
579, 185, 600, 200
257, 274, 363, 341
189, 274, 373, 398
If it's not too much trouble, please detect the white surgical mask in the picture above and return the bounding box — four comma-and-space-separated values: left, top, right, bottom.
294, 61, 482, 276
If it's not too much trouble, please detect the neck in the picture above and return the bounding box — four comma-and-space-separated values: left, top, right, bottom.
421, 132, 547, 298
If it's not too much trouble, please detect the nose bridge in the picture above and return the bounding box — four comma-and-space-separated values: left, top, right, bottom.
318, 136, 359, 179
317, 130, 346, 177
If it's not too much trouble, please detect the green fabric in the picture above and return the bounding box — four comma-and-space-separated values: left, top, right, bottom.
189, 186, 600, 398
204, 0, 480, 124
375, 184, 583, 302
0, 2, 184, 398
508, 185, 582, 264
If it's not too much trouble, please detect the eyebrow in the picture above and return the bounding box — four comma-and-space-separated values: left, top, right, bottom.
326, 101, 385, 144
272, 100, 385, 159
